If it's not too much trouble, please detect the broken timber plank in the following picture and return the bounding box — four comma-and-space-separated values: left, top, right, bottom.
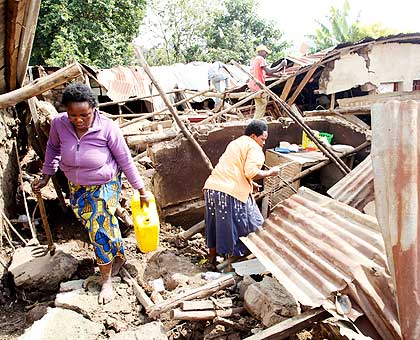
181, 298, 233, 311
0, 62, 83, 109
16, 0, 41, 86
6, 0, 27, 90
280, 76, 295, 101
134, 46, 214, 173
232, 61, 350, 175
120, 267, 154, 310
287, 66, 318, 105
171, 307, 244, 321
28, 98, 67, 212
244, 307, 329, 340
147, 274, 236, 318
177, 220, 205, 242
98, 89, 184, 107
119, 88, 211, 124
126, 129, 178, 149
198, 78, 285, 125
303, 106, 371, 116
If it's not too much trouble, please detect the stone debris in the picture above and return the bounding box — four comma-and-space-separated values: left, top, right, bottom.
108, 321, 168, 340
55, 275, 136, 329
26, 303, 49, 323
19, 307, 104, 340
60, 279, 84, 292
244, 276, 301, 327
9, 244, 78, 299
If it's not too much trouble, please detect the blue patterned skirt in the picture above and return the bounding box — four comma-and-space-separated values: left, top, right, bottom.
69, 173, 125, 265
204, 189, 264, 256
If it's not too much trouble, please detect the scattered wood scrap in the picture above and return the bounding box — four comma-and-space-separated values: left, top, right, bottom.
244, 308, 329, 340
147, 274, 236, 318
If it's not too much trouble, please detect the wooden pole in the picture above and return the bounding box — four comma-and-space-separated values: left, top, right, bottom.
133, 45, 214, 173
198, 78, 285, 125
0, 62, 83, 109
147, 274, 236, 318
232, 61, 350, 175
287, 66, 318, 105
181, 298, 233, 311
280, 76, 295, 101
126, 130, 179, 149
244, 307, 328, 340
120, 267, 154, 310
28, 98, 67, 211
119, 88, 211, 127
98, 89, 185, 108
1, 211, 28, 245
170, 307, 244, 321
177, 220, 205, 242
14, 141, 37, 240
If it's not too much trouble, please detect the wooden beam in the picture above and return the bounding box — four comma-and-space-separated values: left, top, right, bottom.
119, 88, 211, 126
181, 298, 233, 311
170, 307, 244, 321
98, 89, 185, 108
16, 0, 41, 85
133, 45, 214, 173
287, 66, 318, 105
244, 308, 329, 340
0, 62, 83, 109
303, 106, 371, 116
280, 76, 295, 101
232, 61, 350, 175
6, 0, 27, 91
147, 274, 235, 318
120, 268, 154, 310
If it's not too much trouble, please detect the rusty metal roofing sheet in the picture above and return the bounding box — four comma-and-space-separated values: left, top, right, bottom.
96, 66, 149, 102
327, 155, 374, 210
371, 100, 420, 340
241, 187, 401, 340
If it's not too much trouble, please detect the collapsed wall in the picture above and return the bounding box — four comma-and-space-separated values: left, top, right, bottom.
0, 108, 18, 216
149, 118, 370, 226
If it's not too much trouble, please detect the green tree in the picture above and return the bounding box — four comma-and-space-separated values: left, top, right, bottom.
308, 1, 396, 52
139, 0, 289, 65
31, 0, 146, 68
202, 0, 289, 64
354, 23, 396, 41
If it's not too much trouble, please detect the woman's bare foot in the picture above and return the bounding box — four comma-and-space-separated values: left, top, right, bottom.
98, 278, 113, 304
98, 262, 113, 304
111, 257, 126, 277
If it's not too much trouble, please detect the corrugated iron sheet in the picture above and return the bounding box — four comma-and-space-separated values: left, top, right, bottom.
241, 187, 401, 340
371, 100, 420, 340
327, 155, 374, 210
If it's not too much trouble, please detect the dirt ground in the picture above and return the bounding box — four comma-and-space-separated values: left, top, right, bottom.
0, 155, 329, 340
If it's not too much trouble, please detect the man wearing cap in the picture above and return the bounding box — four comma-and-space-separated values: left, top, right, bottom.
248, 45, 286, 119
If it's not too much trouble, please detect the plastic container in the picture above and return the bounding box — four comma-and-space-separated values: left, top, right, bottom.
131, 191, 160, 253
301, 131, 333, 150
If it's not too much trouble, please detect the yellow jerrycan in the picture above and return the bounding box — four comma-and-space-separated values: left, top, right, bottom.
131, 191, 160, 253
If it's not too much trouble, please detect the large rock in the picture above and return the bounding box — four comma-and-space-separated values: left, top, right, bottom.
55, 276, 138, 331
143, 251, 203, 290
9, 244, 78, 299
244, 276, 300, 327
19, 307, 104, 340
109, 322, 167, 340
55, 278, 132, 322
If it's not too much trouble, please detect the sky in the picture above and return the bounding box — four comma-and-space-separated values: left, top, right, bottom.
257, 0, 420, 52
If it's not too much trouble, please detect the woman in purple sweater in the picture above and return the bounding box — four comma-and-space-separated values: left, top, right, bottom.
33, 83, 149, 304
